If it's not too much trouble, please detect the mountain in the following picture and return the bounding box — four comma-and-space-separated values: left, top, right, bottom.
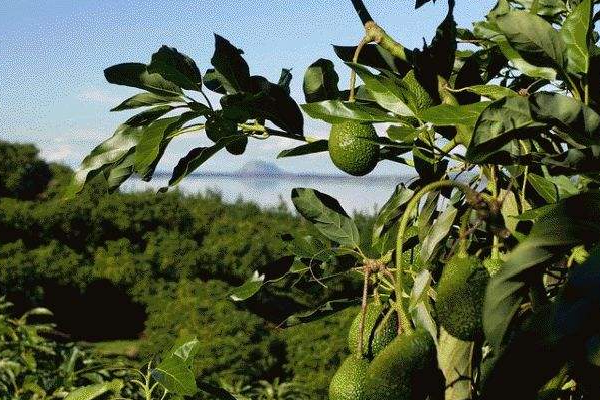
236, 161, 286, 177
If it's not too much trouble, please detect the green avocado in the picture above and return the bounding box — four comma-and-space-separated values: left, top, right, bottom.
348, 303, 397, 359
328, 121, 379, 176
328, 355, 369, 400
363, 329, 437, 400
436, 255, 490, 341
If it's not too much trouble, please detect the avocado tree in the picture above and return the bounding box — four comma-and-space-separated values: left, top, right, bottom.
66, 0, 600, 398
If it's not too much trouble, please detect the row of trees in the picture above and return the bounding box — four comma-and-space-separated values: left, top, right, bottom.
0, 141, 368, 398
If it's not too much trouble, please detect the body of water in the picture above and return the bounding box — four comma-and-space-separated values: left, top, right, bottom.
122, 174, 413, 213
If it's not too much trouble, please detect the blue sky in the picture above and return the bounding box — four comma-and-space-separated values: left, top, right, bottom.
0, 0, 494, 176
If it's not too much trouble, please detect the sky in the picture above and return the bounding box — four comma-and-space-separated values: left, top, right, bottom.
0, 0, 495, 176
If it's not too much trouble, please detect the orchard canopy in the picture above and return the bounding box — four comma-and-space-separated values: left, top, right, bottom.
65, 0, 600, 399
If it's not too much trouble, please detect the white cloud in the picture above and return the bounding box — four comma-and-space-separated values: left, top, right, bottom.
78, 88, 122, 105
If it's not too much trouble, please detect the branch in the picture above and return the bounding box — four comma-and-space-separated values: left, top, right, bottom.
350, 0, 374, 25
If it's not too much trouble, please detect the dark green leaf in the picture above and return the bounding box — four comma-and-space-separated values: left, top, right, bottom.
278, 68, 293, 94
529, 92, 600, 146
291, 188, 360, 247
542, 146, 600, 175
210, 34, 251, 93
148, 46, 203, 91
277, 140, 328, 158
204, 69, 230, 94
166, 136, 240, 188
303, 59, 340, 103
104, 63, 182, 96
280, 299, 361, 327
333, 44, 411, 75
496, 10, 567, 69
484, 192, 600, 354
466, 96, 546, 164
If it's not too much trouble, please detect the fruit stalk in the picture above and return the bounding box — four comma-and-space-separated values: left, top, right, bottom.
395, 180, 473, 334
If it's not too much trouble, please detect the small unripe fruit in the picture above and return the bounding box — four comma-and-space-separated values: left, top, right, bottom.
328, 121, 379, 176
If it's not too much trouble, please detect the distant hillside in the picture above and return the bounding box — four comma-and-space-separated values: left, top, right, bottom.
236, 161, 286, 177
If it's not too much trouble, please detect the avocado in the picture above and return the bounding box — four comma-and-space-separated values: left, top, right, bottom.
348, 303, 397, 358
363, 329, 438, 400
328, 121, 379, 176
436, 255, 490, 341
329, 355, 369, 400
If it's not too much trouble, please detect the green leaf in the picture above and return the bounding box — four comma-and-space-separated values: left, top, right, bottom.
281, 298, 361, 327
105, 149, 136, 191
277, 140, 328, 158
204, 69, 231, 94
303, 59, 341, 103
497, 39, 558, 80
210, 34, 251, 93
542, 146, 600, 175
496, 10, 567, 69
527, 173, 559, 203
347, 63, 414, 116
458, 84, 519, 101
372, 185, 414, 254
387, 125, 418, 143
560, 0, 592, 75
230, 256, 297, 301
301, 100, 402, 124
148, 46, 203, 91
419, 102, 491, 127
125, 105, 175, 126
152, 356, 197, 396
484, 192, 600, 354
466, 96, 546, 164
111, 92, 183, 111
291, 188, 360, 247
165, 136, 240, 188
65, 380, 123, 400
420, 205, 458, 263
230, 271, 265, 302
528, 92, 600, 146
64, 124, 143, 198
133, 117, 182, 177
104, 63, 182, 96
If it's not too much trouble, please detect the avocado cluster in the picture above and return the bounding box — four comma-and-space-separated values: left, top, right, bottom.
436, 255, 490, 341
329, 303, 439, 400
328, 121, 379, 176
347, 303, 398, 359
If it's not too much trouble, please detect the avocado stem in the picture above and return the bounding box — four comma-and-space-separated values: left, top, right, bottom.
349, 36, 371, 102
394, 180, 473, 334
457, 209, 472, 258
